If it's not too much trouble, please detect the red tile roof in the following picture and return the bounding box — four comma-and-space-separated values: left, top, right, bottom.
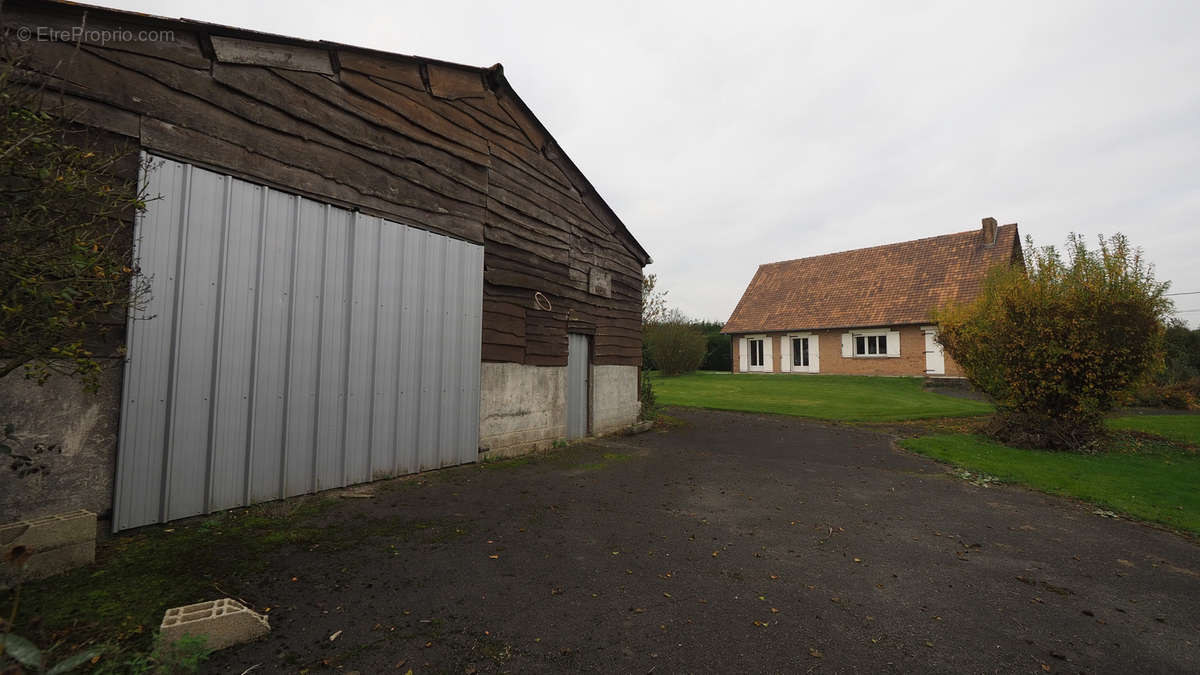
722, 224, 1022, 334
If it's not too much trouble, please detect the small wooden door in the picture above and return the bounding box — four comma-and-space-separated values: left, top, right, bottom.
567, 334, 590, 439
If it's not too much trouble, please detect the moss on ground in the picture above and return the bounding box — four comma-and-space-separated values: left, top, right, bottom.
0, 493, 476, 671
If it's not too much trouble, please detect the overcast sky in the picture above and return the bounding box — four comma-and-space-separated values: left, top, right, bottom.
109, 0, 1200, 325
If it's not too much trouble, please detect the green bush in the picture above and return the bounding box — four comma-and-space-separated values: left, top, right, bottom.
936, 233, 1173, 451
645, 321, 707, 376
1130, 378, 1199, 410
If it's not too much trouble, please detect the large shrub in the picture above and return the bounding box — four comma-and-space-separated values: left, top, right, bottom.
935, 234, 1172, 451
645, 321, 707, 376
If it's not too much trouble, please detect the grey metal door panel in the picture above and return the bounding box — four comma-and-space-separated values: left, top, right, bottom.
567, 334, 589, 439
113, 156, 484, 531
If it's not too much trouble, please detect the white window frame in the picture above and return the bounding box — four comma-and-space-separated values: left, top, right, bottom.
843, 329, 901, 358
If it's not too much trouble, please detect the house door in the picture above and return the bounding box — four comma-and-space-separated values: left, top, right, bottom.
923, 328, 945, 375
567, 333, 590, 439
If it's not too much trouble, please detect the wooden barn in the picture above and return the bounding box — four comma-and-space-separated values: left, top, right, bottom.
0, 0, 650, 531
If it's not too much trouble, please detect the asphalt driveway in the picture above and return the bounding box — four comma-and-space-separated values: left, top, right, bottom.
208, 408, 1199, 673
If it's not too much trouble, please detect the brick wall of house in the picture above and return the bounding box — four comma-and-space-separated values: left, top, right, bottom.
729, 325, 964, 377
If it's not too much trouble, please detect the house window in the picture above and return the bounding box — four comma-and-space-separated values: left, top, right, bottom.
854, 334, 887, 356
749, 338, 764, 367
792, 337, 809, 367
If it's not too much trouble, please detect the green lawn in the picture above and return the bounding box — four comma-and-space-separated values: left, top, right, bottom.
650, 371, 993, 422
1107, 414, 1200, 446
901, 432, 1200, 534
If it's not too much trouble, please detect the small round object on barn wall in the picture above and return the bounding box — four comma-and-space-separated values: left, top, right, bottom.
533, 291, 553, 312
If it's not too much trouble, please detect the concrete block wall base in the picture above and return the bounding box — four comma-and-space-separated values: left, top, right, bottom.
160, 598, 270, 651
0, 509, 96, 589
478, 438, 557, 461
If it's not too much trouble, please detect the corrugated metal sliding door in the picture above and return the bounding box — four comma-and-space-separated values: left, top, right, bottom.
113, 156, 483, 531
567, 334, 590, 440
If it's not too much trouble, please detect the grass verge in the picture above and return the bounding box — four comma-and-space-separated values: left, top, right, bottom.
651, 371, 992, 421
900, 432, 1200, 534
1106, 413, 1200, 446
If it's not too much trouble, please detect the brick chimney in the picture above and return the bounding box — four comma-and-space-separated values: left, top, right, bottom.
981, 217, 997, 246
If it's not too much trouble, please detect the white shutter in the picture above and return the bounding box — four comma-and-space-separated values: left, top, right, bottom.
886, 330, 901, 357
738, 337, 748, 372
810, 335, 820, 373
780, 336, 791, 372
763, 337, 774, 372
841, 333, 852, 357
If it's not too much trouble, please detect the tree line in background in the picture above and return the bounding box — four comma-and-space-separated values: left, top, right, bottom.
1132, 318, 1200, 409
640, 275, 730, 376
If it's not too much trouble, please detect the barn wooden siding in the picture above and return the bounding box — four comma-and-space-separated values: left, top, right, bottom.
3, 0, 648, 367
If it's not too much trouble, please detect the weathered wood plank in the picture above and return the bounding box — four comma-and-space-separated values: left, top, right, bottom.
488, 152, 591, 219
210, 64, 488, 194
3, 7, 211, 68
482, 343, 525, 363
489, 172, 614, 243
495, 91, 546, 150
11, 82, 141, 138
482, 328, 524, 347
484, 221, 569, 266
368, 76, 537, 160
338, 71, 496, 162
273, 69, 492, 167
486, 133, 575, 195
440, 96, 530, 148
140, 117, 484, 241
16, 46, 488, 229
210, 35, 333, 74
336, 51, 424, 89
74, 45, 491, 207
426, 63, 486, 100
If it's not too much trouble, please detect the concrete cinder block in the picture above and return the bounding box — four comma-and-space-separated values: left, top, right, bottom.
1, 509, 96, 589
160, 598, 270, 651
